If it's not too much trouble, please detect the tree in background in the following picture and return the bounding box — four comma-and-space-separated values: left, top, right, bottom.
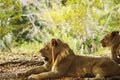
0, 0, 120, 54
0, 0, 28, 51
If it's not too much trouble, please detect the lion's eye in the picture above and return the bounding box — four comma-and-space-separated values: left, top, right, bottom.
104, 40, 108, 43
45, 46, 49, 50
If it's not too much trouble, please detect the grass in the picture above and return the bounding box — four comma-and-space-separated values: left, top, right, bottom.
11, 41, 42, 53
0, 40, 112, 64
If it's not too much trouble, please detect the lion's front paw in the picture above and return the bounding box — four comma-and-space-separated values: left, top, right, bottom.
28, 75, 38, 80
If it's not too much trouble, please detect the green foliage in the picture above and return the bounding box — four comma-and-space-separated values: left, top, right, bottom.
0, 27, 12, 39
0, 0, 120, 55
38, 0, 120, 54
0, 0, 27, 39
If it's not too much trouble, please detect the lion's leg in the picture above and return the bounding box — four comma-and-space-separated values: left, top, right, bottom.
92, 67, 106, 80
17, 66, 48, 77
84, 74, 105, 80
28, 71, 64, 80
95, 74, 105, 79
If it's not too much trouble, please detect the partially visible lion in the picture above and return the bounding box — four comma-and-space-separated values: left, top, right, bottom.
101, 31, 120, 64
18, 39, 120, 80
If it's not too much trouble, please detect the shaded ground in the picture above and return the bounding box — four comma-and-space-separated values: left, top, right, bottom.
0, 59, 42, 80
0, 59, 84, 80
0, 52, 119, 80
0, 52, 84, 80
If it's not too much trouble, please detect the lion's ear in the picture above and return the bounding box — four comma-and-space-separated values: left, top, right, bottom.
112, 31, 119, 37
51, 39, 58, 47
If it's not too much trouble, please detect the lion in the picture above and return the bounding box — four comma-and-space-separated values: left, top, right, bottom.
101, 31, 120, 64
18, 39, 120, 80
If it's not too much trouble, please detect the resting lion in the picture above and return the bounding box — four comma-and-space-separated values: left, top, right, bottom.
18, 39, 120, 80
101, 31, 120, 64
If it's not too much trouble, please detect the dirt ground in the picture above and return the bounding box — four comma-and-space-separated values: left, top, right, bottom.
0, 52, 119, 80
0, 52, 85, 80
0, 59, 85, 80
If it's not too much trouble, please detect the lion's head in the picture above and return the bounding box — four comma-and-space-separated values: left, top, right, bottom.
39, 39, 74, 64
100, 31, 119, 47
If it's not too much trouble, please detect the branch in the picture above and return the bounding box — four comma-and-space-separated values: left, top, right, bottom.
0, 59, 43, 66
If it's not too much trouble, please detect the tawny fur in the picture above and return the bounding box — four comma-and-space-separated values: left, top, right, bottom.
18, 39, 120, 80
101, 31, 120, 64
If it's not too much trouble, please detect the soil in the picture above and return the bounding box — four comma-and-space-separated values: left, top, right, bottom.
0, 52, 118, 80
0, 59, 84, 80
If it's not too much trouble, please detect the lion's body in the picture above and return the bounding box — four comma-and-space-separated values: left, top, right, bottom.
66, 55, 120, 77
101, 31, 120, 64
18, 39, 120, 80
